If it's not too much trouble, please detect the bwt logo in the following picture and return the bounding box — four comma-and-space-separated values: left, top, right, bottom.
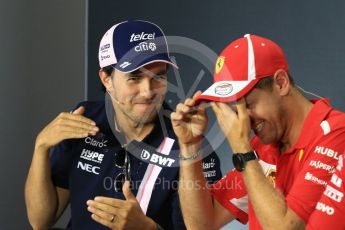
141, 149, 151, 160
130, 32, 155, 42
140, 149, 175, 167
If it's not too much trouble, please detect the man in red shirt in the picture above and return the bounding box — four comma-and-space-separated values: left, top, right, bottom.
171, 34, 345, 229
307, 155, 345, 230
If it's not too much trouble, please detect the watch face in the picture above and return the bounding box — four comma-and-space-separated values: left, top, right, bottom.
232, 154, 244, 172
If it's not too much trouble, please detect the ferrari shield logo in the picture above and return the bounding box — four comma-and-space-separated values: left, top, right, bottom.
215, 56, 225, 74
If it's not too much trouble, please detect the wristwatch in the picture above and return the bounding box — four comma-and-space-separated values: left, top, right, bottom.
232, 151, 259, 172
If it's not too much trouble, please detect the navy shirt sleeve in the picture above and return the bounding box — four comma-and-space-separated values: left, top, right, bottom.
50, 102, 86, 189
50, 139, 74, 189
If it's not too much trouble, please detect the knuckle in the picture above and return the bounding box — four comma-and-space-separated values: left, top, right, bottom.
122, 211, 129, 219
59, 112, 67, 117
55, 124, 63, 130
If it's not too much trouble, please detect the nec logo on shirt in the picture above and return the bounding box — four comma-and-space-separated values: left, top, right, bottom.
77, 161, 100, 175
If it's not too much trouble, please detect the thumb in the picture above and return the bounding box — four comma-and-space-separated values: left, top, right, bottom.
197, 101, 208, 115
123, 181, 136, 201
72, 106, 85, 115
192, 90, 202, 100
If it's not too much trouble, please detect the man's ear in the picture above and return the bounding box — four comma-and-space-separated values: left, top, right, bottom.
99, 69, 113, 92
273, 69, 290, 96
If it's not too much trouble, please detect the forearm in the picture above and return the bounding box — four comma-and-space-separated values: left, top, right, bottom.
25, 146, 59, 229
243, 160, 302, 230
178, 144, 216, 230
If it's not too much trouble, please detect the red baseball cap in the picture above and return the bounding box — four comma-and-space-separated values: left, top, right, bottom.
196, 34, 288, 103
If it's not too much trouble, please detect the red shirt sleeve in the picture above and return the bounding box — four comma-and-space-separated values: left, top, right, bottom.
285, 133, 345, 223
209, 136, 279, 225
306, 156, 345, 230
210, 169, 249, 224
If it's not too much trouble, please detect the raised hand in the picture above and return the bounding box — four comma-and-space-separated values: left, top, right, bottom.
211, 98, 252, 153
87, 181, 156, 230
35, 106, 99, 151
171, 91, 208, 146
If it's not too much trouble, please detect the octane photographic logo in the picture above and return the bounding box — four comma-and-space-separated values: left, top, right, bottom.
105, 36, 228, 167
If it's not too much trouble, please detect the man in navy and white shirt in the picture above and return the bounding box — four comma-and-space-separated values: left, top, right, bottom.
25, 20, 221, 230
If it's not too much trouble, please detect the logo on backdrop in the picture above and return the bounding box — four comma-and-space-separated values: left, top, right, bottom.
105, 36, 229, 167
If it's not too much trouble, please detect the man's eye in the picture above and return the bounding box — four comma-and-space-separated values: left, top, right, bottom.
153, 74, 167, 80
127, 76, 140, 81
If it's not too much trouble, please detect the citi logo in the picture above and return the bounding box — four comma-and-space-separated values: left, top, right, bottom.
134, 42, 156, 52
314, 146, 340, 160
130, 32, 155, 42
77, 161, 100, 175
315, 202, 335, 215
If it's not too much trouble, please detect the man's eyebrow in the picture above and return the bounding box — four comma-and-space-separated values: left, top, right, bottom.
129, 69, 168, 77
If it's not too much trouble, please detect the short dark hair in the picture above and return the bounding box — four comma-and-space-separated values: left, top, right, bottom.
254, 72, 295, 90
102, 65, 115, 76
100, 65, 115, 92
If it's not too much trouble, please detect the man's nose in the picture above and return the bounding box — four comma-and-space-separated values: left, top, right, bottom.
139, 77, 154, 99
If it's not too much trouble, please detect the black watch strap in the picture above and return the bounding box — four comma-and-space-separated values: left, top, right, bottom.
233, 150, 259, 172
242, 150, 259, 161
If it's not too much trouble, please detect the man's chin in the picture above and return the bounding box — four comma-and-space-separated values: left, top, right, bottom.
133, 111, 158, 124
